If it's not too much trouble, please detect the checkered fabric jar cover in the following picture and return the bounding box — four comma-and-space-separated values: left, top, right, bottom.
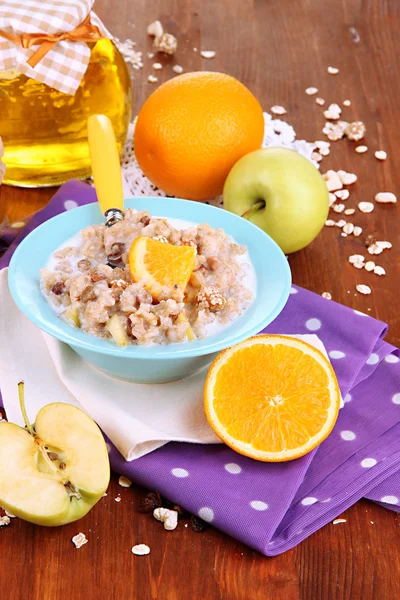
0, 0, 109, 95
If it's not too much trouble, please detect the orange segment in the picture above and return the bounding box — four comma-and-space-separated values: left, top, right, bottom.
128, 236, 196, 300
204, 335, 341, 462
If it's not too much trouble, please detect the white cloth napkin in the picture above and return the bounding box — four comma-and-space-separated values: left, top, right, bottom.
0, 268, 332, 460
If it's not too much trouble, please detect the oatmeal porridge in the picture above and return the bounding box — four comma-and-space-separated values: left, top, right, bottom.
40, 209, 256, 346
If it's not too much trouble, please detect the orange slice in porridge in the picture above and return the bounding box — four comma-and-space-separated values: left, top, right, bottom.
129, 236, 197, 300
204, 335, 340, 462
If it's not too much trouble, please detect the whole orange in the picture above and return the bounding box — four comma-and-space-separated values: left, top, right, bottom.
134, 72, 264, 200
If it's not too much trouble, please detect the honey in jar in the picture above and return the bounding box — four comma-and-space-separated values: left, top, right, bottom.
0, 38, 132, 187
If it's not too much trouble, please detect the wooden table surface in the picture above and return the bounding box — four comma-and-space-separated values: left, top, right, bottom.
1, 1, 400, 598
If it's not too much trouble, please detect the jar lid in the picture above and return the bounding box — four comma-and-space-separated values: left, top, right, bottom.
0, 0, 110, 95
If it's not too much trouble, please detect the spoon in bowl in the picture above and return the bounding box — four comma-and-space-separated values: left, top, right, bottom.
87, 114, 124, 267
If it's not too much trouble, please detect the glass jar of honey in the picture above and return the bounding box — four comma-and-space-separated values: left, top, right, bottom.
0, 38, 132, 187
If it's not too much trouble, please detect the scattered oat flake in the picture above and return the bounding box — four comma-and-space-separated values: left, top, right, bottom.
306, 87, 318, 95
356, 284, 372, 295
367, 244, 383, 255
324, 121, 348, 141
353, 261, 364, 269
335, 189, 350, 200
148, 75, 158, 83
147, 52, 154, 59
152, 62, 163, 70
323, 170, 343, 192
315, 140, 330, 150
376, 241, 392, 249
341, 232, 347, 237
333, 518, 347, 525
322, 292, 332, 299
316, 97, 325, 106
358, 202, 374, 213
325, 219, 336, 227
172, 65, 183, 74
343, 99, 351, 106
365, 261, 375, 272
115, 497, 121, 502
333, 204, 345, 213
119, 476, 132, 488
113, 38, 143, 70
336, 219, 347, 228
375, 150, 387, 161
72, 533, 88, 548
0, 516, 10, 527
328, 66, 339, 74
328, 193, 336, 206
344, 208, 355, 216
349, 254, 365, 264
343, 223, 354, 234
338, 170, 357, 185
271, 105, 287, 115
355, 145, 368, 153
375, 192, 397, 204
312, 151, 322, 162
374, 266, 386, 276
153, 507, 178, 531
324, 109, 341, 120
132, 544, 150, 556
200, 50, 216, 59
353, 226, 362, 236
319, 147, 330, 156
102, 492, 107, 497
5, 510, 15, 518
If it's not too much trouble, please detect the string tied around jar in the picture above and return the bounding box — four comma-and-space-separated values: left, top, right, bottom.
0, 14, 103, 69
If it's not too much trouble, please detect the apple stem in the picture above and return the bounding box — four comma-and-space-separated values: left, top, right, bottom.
18, 382, 35, 436
241, 200, 265, 221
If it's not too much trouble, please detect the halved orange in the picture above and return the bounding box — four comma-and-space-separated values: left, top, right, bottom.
204, 335, 341, 462
129, 236, 196, 300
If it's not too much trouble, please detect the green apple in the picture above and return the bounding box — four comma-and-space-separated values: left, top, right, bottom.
0, 383, 110, 526
223, 147, 329, 253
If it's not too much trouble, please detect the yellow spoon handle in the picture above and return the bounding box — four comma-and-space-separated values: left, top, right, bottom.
87, 114, 124, 215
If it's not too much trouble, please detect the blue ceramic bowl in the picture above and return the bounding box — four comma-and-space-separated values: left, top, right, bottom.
9, 197, 291, 383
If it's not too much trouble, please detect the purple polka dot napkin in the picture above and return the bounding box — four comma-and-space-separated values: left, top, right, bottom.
1, 180, 400, 556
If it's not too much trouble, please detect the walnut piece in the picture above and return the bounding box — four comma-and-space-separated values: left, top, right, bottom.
153, 33, 178, 55
196, 286, 226, 312
345, 121, 366, 141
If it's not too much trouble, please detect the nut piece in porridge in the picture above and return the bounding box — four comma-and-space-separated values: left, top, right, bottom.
41, 212, 255, 346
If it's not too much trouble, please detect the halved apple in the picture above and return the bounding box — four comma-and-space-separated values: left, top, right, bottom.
0, 384, 110, 526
